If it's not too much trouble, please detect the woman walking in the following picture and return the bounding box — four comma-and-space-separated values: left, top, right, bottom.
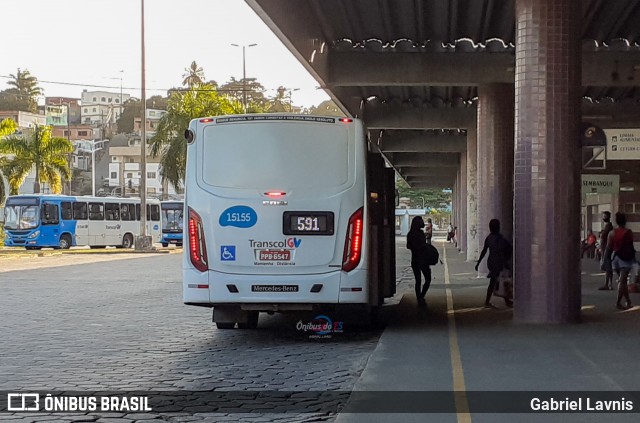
475, 219, 513, 308
604, 212, 634, 310
407, 216, 432, 305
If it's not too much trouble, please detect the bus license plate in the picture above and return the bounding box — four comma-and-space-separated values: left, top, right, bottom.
251, 285, 299, 293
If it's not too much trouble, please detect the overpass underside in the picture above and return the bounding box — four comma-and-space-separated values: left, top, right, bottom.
246, 0, 640, 323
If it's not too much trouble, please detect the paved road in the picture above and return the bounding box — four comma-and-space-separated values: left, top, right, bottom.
0, 252, 393, 422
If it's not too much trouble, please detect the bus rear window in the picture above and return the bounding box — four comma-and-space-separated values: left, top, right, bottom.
202, 123, 350, 189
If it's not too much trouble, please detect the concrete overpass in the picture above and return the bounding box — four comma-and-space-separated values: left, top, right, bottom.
246, 0, 640, 323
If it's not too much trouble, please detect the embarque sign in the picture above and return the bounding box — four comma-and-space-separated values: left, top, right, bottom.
581, 174, 620, 197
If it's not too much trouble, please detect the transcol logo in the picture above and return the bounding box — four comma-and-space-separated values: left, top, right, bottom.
249, 238, 302, 249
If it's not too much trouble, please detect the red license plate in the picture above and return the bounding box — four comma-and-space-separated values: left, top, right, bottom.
259, 249, 291, 261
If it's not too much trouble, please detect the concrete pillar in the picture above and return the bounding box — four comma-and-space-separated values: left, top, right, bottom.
455, 166, 461, 245
453, 174, 458, 236
459, 152, 467, 253
514, 0, 581, 323
466, 128, 479, 261
476, 84, 515, 275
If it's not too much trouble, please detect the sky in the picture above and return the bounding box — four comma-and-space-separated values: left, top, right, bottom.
0, 0, 330, 108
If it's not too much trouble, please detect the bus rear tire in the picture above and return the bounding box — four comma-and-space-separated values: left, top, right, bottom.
162, 243, 168, 248
121, 234, 134, 249
59, 234, 72, 250
216, 322, 235, 329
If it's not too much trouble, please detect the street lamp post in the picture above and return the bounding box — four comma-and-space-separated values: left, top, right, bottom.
288, 88, 300, 112
89, 140, 104, 197
230, 43, 257, 113
119, 70, 124, 119
135, 0, 151, 250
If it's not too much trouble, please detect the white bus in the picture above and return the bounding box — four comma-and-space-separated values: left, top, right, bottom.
183, 114, 396, 329
3, 195, 161, 249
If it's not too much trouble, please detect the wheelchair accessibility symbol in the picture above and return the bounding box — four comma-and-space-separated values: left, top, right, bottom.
221, 245, 236, 261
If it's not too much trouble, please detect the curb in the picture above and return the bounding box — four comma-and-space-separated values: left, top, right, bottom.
0, 248, 181, 257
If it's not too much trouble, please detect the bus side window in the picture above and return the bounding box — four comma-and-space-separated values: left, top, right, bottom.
41, 204, 59, 225
135, 204, 141, 221
105, 203, 120, 221
73, 202, 88, 220
89, 202, 104, 220
149, 204, 160, 221
61, 202, 73, 220
121, 203, 134, 221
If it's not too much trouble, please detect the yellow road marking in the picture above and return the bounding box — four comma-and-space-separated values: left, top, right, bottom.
443, 242, 472, 423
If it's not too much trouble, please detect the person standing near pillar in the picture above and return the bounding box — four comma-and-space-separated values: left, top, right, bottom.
604, 212, 634, 310
475, 219, 513, 308
407, 216, 432, 306
598, 211, 614, 290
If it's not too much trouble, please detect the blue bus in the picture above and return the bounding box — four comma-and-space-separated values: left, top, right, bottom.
3, 195, 161, 249
160, 200, 183, 247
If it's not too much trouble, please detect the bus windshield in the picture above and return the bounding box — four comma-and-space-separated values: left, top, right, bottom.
4, 205, 40, 230
162, 208, 183, 232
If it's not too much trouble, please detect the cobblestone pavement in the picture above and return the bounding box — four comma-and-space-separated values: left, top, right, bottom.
0, 249, 407, 422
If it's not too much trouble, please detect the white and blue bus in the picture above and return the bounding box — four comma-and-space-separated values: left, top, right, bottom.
160, 200, 184, 247
183, 114, 396, 329
3, 195, 161, 249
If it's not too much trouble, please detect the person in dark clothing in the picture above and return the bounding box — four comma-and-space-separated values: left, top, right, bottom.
598, 211, 615, 290
406, 216, 432, 305
475, 219, 513, 308
604, 212, 634, 310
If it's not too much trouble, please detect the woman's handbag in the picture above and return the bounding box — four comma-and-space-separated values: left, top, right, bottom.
494, 269, 513, 299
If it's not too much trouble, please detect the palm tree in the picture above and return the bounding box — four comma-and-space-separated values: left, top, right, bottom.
182, 61, 205, 88
0, 125, 72, 194
0, 118, 18, 203
150, 83, 237, 191
7, 68, 43, 113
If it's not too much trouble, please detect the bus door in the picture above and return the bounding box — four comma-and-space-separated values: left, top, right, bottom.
60, 201, 75, 246
366, 153, 397, 306
40, 202, 61, 245
147, 204, 161, 243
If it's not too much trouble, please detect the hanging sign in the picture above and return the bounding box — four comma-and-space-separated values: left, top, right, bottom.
604, 129, 640, 160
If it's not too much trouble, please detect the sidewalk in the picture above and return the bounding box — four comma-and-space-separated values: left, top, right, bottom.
336, 237, 640, 423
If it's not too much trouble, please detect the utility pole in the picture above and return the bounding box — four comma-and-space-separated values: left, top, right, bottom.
136, 0, 151, 250
230, 43, 257, 113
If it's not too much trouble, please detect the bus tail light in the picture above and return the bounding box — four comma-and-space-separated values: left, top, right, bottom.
342, 207, 363, 272
188, 207, 209, 272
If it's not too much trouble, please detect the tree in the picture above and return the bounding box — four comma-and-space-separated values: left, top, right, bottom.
116, 96, 168, 133
116, 98, 141, 133
396, 178, 452, 211
0, 89, 29, 112
307, 99, 345, 117
182, 61, 205, 88
150, 83, 237, 191
268, 86, 290, 113
0, 125, 73, 194
4, 68, 43, 113
218, 77, 268, 112
0, 118, 16, 137
0, 118, 18, 203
